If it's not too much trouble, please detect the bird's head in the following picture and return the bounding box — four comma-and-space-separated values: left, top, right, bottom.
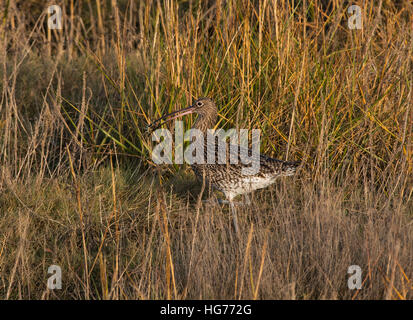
147, 97, 217, 131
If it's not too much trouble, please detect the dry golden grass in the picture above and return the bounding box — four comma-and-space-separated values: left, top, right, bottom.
0, 0, 411, 299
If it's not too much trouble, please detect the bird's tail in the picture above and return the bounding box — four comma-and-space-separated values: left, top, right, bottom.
280, 160, 300, 176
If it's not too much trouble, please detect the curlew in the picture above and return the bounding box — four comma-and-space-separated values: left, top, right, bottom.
149, 98, 299, 233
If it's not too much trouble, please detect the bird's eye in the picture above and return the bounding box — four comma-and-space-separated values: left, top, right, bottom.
197, 101, 203, 107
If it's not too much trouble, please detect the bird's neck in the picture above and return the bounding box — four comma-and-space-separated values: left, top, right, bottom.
193, 113, 217, 133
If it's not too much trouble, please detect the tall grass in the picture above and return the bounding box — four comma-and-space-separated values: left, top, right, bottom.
0, 0, 411, 299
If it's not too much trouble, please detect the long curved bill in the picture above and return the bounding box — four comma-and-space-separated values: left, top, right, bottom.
147, 104, 196, 131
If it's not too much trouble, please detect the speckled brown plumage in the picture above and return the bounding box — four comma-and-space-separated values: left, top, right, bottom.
149, 97, 299, 232
150, 97, 299, 201
192, 157, 299, 201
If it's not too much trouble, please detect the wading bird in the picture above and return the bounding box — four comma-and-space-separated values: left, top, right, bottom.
148, 98, 299, 234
